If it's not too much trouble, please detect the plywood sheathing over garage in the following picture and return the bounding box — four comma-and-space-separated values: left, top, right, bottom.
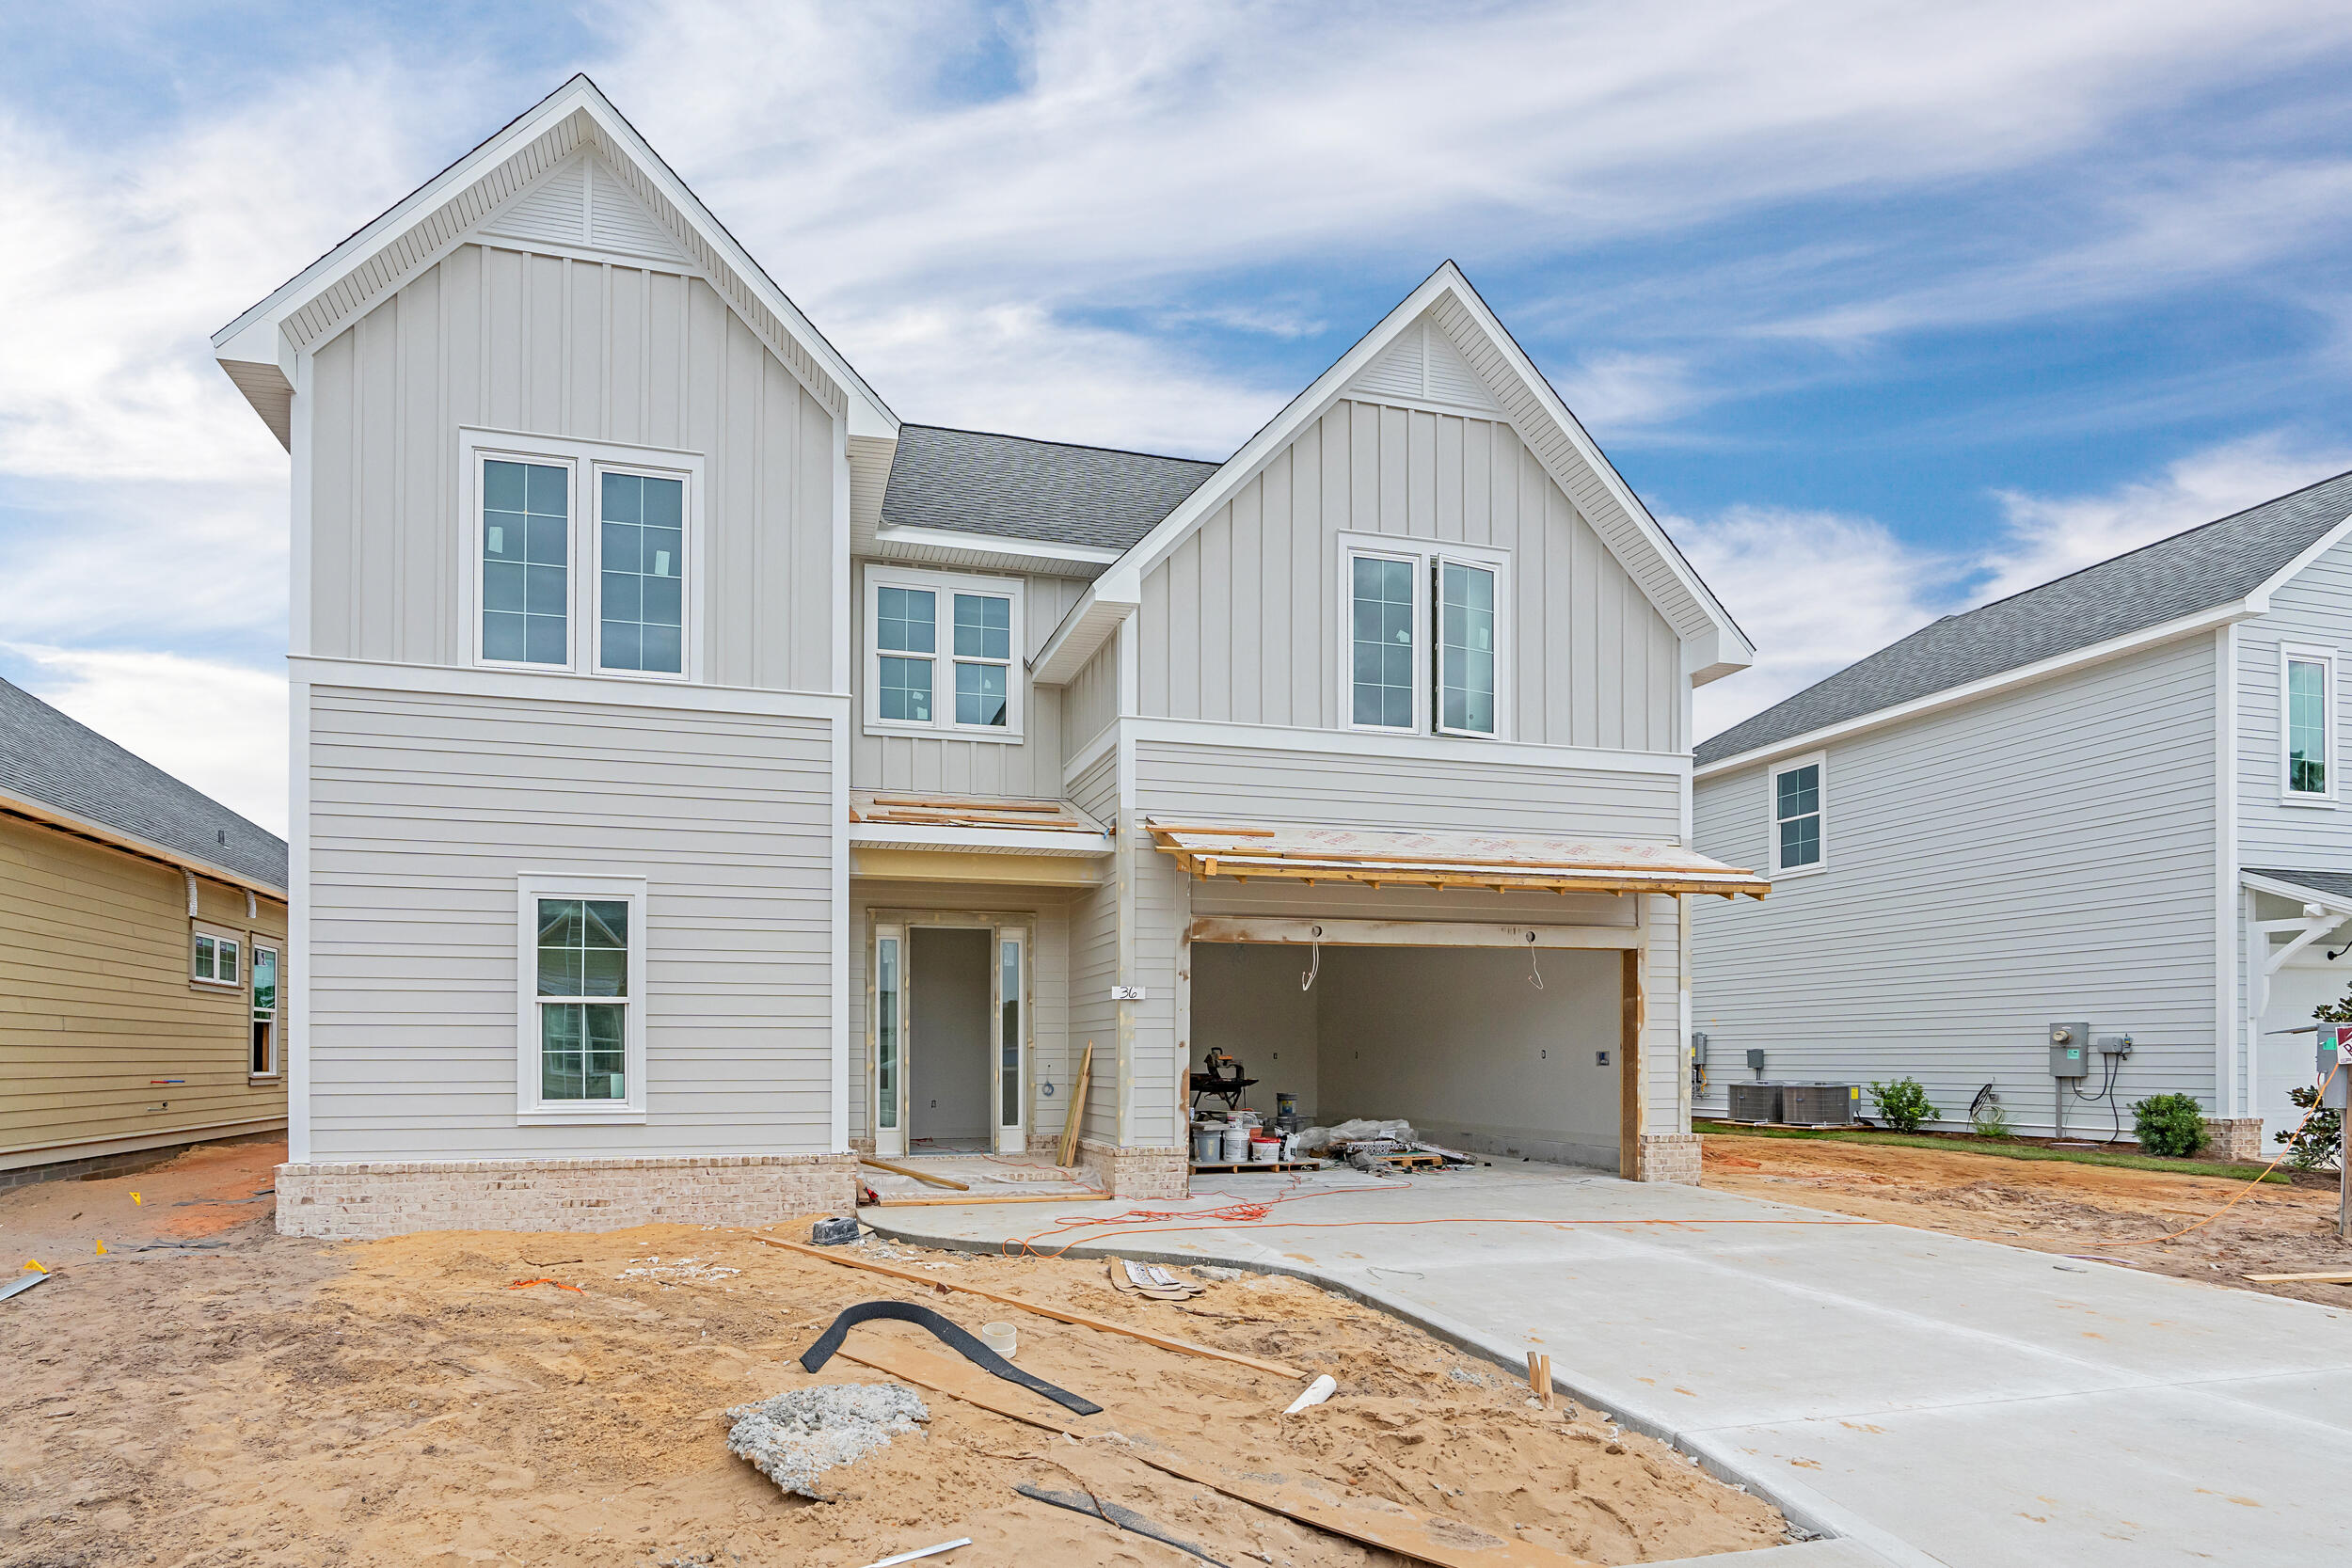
850, 790, 1108, 838
1147, 818, 1769, 898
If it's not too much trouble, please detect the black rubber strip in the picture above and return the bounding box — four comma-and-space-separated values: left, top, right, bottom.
1015, 1483, 1229, 1566
797, 1299, 1104, 1416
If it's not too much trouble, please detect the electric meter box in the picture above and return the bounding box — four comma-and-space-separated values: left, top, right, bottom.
2048, 1022, 2090, 1080
2319, 1025, 2351, 1109
1690, 1032, 1709, 1066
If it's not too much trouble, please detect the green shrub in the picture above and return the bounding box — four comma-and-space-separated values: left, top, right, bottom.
2273, 1084, 2342, 1171
1869, 1077, 1936, 1133
2131, 1093, 2208, 1158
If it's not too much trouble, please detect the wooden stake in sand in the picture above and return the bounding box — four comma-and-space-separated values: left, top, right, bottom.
753, 1232, 1305, 1380
858, 1157, 969, 1191
1524, 1351, 1555, 1409
834, 1335, 1597, 1568
2244, 1270, 2352, 1283
1058, 1042, 1094, 1168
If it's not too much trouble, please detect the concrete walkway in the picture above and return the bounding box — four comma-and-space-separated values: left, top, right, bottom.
869, 1164, 2352, 1568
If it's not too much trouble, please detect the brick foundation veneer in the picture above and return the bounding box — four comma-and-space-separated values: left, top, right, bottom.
275, 1152, 860, 1240
1076, 1138, 1189, 1199
2203, 1117, 2265, 1164
1632, 1132, 1703, 1185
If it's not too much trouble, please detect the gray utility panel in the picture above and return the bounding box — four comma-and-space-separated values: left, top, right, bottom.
2048, 1022, 2091, 1080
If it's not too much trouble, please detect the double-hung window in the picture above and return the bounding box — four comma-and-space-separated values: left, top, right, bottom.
516, 876, 647, 1120
866, 567, 1023, 738
469, 432, 699, 681
1770, 754, 1826, 875
1342, 535, 1508, 737
2284, 645, 2336, 802
192, 927, 242, 989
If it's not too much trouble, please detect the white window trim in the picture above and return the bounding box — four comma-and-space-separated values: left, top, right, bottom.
863, 564, 1025, 742
516, 874, 649, 1123
192, 923, 244, 990
459, 428, 706, 684
1768, 751, 1828, 878
249, 942, 281, 1079
1335, 531, 1512, 740
2280, 642, 2337, 806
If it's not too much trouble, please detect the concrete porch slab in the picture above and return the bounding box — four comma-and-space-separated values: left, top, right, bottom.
866, 1164, 2352, 1568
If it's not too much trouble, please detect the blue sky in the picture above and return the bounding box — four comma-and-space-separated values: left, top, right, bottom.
6, 0, 2352, 832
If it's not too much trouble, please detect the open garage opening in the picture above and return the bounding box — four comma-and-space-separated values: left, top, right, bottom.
1190, 940, 1630, 1171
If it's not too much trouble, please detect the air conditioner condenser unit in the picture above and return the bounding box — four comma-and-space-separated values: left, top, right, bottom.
1727, 1081, 1783, 1124
1781, 1083, 1859, 1127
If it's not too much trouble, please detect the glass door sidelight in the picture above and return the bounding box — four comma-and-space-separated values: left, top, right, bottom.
250, 944, 280, 1076
993, 929, 1027, 1154
873, 925, 907, 1158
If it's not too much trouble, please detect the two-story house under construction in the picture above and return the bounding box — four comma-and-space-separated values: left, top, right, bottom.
215, 78, 1763, 1239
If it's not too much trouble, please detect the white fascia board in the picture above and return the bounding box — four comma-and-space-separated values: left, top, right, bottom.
2242, 871, 2352, 917
213, 74, 897, 440
1694, 600, 2255, 780
873, 525, 1120, 566
848, 824, 1113, 858
1030, 584, 1138, 686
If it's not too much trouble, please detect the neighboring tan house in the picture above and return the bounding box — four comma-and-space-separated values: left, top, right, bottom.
213, 76, 1764, 1240
0, 676, 288, 1182
1692, 470, 2352, 1159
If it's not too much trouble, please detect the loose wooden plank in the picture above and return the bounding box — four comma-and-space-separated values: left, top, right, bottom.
2244, 1270, 2352, 1283
870, 1191, 1101, 1208
1057, 1042, 1094, 1168
859, 1156, 969, 1191
752, 1233, 1306, 1380
838, 1338, 1595, 1568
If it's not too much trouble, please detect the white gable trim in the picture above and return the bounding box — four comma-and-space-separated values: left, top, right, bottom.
1694, 508, 2352, 779
1032, 261, 1749, 688
213, 74, 897, 449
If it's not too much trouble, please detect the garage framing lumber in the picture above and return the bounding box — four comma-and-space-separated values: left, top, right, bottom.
1147, 819, 1769, 900
1185, 915, 1643, 951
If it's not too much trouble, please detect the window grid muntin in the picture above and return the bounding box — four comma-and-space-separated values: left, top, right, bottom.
1774, 762, 1823, 871
2288, 657, 2329, 797
1438, 560, 1497, 736
953, 593, 1013, 727
1351, 554, 1418, 728
483, 458, 570, 666
535, 896, 629, 1102
597, 469, 686, 674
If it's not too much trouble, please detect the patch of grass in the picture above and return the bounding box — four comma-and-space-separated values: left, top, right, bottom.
1693, 1120, 2293, 1184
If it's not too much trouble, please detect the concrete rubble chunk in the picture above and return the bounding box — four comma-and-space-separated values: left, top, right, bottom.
723, 1384, 928, 1500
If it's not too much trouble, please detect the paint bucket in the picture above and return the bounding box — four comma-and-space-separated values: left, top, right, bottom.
1275, 1092, 1297, 1121
979, 1322, 1017, 1359
1249, 1135, 1280, 1164
1222, 1122, 1252, 1162
1192, 1126, 1222, 1164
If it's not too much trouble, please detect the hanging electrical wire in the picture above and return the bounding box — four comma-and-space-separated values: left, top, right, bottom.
1525, 929, 1544, 991
1299, 925, 1323, 991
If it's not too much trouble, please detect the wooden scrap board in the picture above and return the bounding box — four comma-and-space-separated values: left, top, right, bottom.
1188, 1160, 1323, 1173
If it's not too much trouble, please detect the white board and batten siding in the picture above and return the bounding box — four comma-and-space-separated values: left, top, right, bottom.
1692, 635, 2223, 1132
1136, 397, 1681, 753
304, 683, 837, 1160
306, 243, 840, 693
848, 566, 1086, 797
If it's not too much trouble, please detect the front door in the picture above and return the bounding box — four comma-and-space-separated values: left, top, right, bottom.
869, 915, 1030, 1157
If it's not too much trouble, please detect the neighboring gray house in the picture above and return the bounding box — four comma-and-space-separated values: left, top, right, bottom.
1692, 470, 2352, 1158
214, 76, 1764, 1239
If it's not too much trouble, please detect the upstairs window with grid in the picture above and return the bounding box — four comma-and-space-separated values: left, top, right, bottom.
598, 471, 685, 674
1351, 555, 1418, 729
482, 460, 570, 666
2287, 655, 2332, 799
877, 585, 936, 721
1773, 761, 1823, 872
953, 593, 1012, 726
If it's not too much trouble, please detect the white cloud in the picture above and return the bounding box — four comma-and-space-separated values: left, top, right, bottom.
1979, 431, 2352, 603
7, 645, 287, 835
1687, 430, 2352, 739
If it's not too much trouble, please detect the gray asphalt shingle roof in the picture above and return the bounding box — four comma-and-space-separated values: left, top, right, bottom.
881, 424, 1221, 552
1696, 468, 2352, 768
0, 676, 286, 891
2246, 868, 2352, 903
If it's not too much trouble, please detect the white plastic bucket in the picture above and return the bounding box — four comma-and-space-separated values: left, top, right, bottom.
1191, 1127, 1222, 1163
979, 1322, 1017, 1359
1221, 1123, 1251, 1162
1249, 1137, 1280, 1164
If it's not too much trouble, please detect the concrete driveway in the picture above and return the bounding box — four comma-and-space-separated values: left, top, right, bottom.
870, 1164, 2352, 1568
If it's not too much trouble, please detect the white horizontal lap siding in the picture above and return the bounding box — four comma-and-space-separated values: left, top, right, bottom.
848, 568, 1080, 796
1690, 636, 2221, 1132
1134, 740, 1681, 839
1060, 751, 1121, 1146
2236, 537, 2352, 864
306, 244, 836, 690
1136, 398, 1677, 751
305, 685, 838, 1159
1131, 822, 1185, 1148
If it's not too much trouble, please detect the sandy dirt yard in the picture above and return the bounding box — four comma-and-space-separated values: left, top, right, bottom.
0, 1139, 1791, 1568
1702, 1132, 2352, 1305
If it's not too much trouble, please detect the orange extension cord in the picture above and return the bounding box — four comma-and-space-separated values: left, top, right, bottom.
2073, 1062, 2342, 1249
1006, 1170, 1875, 1259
